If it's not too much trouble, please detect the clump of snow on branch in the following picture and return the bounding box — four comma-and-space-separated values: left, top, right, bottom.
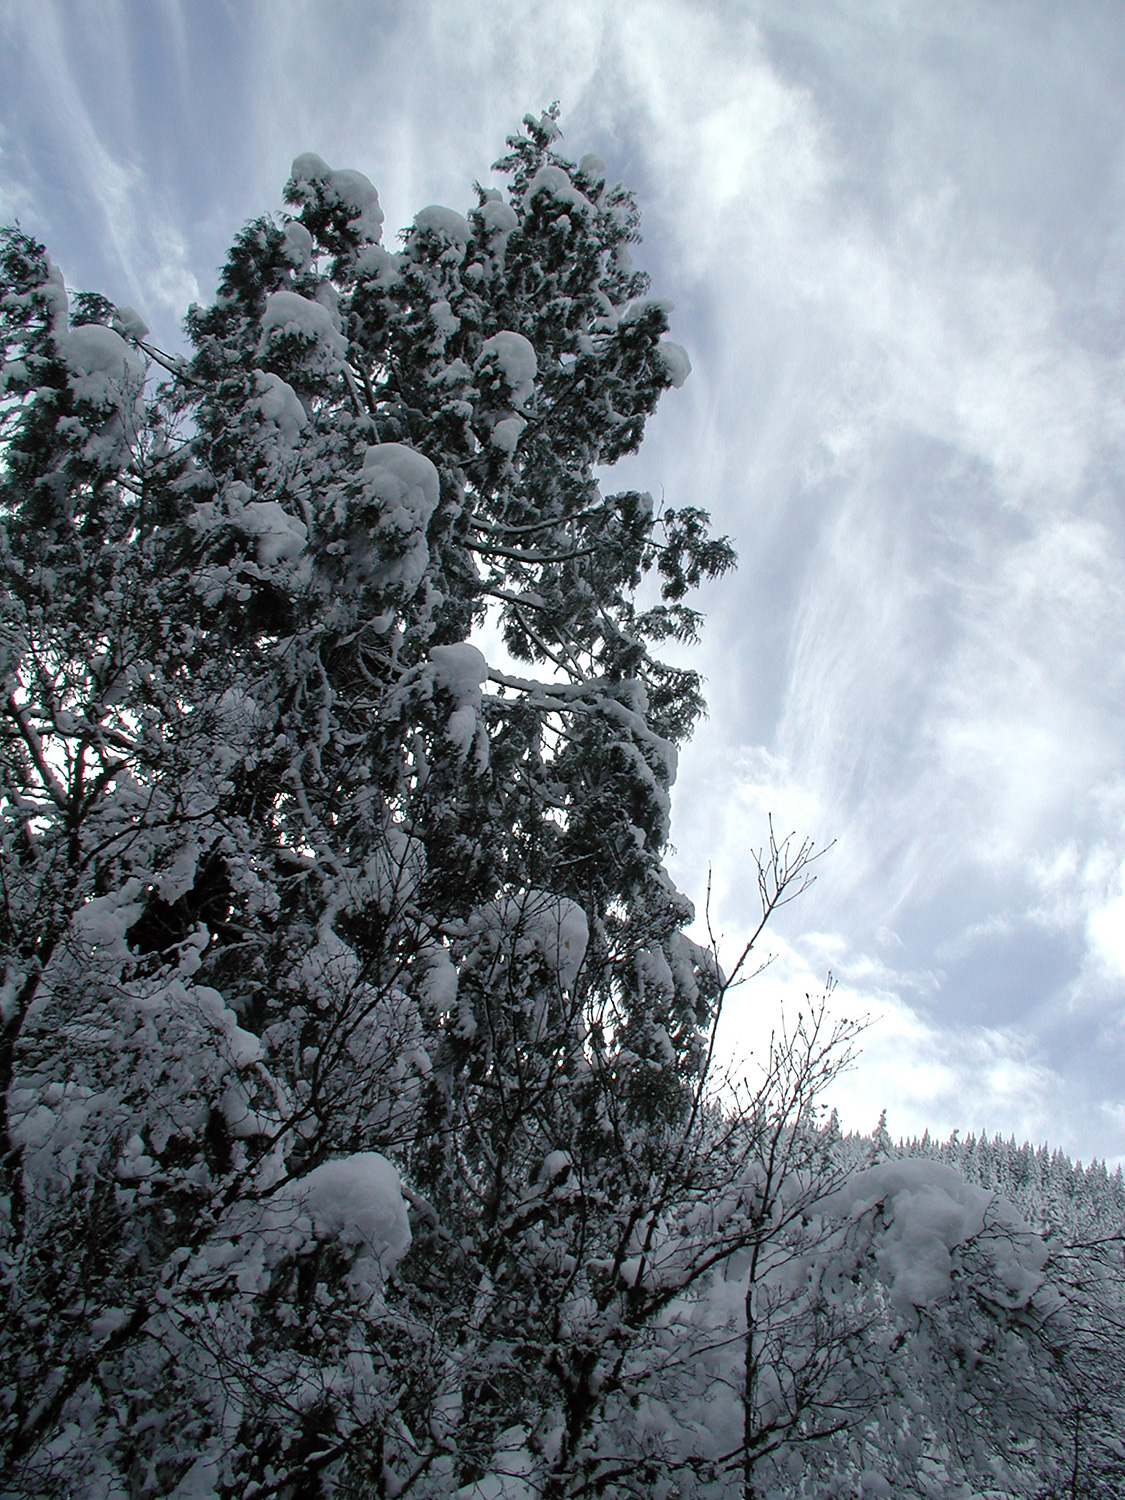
479, 330, 538, 407
289, 152, 385, 241
252, 370, 307, 449
428, 642, 489, 765
819, 1158, 1048, 1314
258, 288, 348, 364
482, 889, 589, 992
355, 441, 441, 598
413, 204, 473, 244
283, 1153, 411, 1269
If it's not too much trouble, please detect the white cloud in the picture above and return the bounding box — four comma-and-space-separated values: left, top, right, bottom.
711, 926, 1078, 1156
1087, 867, 1125, 978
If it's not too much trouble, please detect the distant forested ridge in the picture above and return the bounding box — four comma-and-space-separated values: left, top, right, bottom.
1, 108, 1122, 1499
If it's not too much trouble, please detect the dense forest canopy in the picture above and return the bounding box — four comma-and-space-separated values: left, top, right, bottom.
1, 108, 1122, 1500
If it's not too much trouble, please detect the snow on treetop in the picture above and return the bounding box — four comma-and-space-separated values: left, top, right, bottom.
289, 152, 384, 241
479, 330, 537, 407
37, 253, 69, 335
413, 205, 472, 244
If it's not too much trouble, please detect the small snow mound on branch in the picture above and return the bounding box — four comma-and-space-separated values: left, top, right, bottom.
621, 296, 675, 326
60, 323, 145, 404
288, 1153, 411, 1269
290, 153, 384, 241
820, 1158, 1046, 1313
429, 642, 488, 764
258, 289, 347, 360
430, 642, 488, 699
479, 197, 519, 238
362, 442, 440, 535
414, 204, 473, 243
658, 340, 691, 388
498, 890, 589, 991
491, 415, 526, 454
110, 305, 149, 342
253, 371, 307, 448
326, 168, 384, 239
479, 330, 537, 406
233, 498, 308, 566
344, 442, 441, 600
167, 1451, 221, 1500
282, 220, 314, 269
455, 1427, 536, 1499
525, 164, 592, 215
195, 984, 263, 1068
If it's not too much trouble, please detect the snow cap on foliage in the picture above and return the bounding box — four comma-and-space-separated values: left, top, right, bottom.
413, 204, 472, 244
819, 1159, 1048, 1314
492, 889, 589, 992
252, 371, 307, 449
281, 220, 314, 270
361, 443, 439, 533
289, 153, 384, 242
286, 1153, 410, 1269
657, 341, 691, 388
258, 289, 347, 362
428, 642, 489, 765
110, 305, 149, 342
60, 323, 145, 408
55, 322, 146, 467
38, 254, 69, 334
479, 330, 537, 407
430, 642, 488, 700
491, 416, 526, 455
193, 984, 263, 1069
229, 493, 308, 567
525, 164, 593, 215
479, 197, 519, 239
356, 442, 440, 599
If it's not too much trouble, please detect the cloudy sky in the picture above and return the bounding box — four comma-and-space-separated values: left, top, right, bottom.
3, 0, 1124, 1163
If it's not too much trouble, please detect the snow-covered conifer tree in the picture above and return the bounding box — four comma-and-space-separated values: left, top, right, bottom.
0, 108, 750, 1497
